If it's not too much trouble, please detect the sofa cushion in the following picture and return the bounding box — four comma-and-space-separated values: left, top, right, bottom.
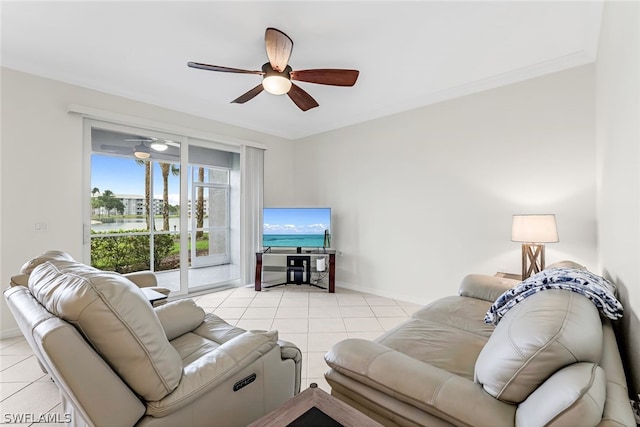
411, 295, 496, 338
377, 296, 493, 380
515, 363, 606, 427
28, 260, 183, 401
147, 330, 279, 417
474, 290, 603, 403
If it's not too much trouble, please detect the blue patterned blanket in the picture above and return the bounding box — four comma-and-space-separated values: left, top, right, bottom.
485, 267, 624, 325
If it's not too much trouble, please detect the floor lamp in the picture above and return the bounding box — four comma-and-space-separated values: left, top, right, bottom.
511, 214, 559, 279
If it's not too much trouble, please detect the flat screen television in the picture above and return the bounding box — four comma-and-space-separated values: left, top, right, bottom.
263, 207, 331, 249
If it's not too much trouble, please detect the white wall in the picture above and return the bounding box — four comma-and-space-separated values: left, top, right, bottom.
595, 1, 640, 314
3, 42, 626, 335
293, 66, 597, 304
0, 68, 294, 337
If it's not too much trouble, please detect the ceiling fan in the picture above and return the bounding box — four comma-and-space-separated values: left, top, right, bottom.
187, 27, 359, 111
124, 137, 179, 153
101, 138, 180, 160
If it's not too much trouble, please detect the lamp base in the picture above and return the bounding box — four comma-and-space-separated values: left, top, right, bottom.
521, 243, 545, 279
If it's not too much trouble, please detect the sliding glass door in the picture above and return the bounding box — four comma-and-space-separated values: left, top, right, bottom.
190, 182, 229, 267
86, 121, 241, 295
185, 142, 240, 292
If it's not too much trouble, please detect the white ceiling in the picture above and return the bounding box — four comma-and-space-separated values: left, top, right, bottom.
1, 1, 603, 140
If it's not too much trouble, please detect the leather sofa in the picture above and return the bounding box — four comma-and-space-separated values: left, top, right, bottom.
4, 251, 302, 427
325, 264, 637, 427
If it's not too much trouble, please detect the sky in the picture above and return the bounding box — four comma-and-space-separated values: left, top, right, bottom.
91, 155, 181, 205
263, 208, 331, 235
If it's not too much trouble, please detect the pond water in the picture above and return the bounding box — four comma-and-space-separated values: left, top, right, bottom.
91, 217, 209, 232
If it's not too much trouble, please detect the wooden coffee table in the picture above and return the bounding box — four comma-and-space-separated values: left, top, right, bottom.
248, 383, 382, 427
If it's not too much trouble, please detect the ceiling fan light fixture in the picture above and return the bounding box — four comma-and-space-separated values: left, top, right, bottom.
150, 140, 168, 151
263, 75, 291, 95
134, 144, 151, 159
262, 76, 291, 95
261, 62, 292, 95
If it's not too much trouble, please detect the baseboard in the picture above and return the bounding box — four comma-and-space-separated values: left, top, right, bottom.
336, 281, 434, 306
0, 327, 23, 340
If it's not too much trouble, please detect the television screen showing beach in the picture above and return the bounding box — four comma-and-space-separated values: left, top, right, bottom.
263, 208, 331, 248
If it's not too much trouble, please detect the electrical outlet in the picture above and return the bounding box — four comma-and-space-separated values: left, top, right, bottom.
34, 222, 48, 231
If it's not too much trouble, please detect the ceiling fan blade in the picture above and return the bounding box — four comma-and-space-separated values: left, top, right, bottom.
101, 144, 132, 153
231, 84, 265, 104
265, 27, 293, 72
290, 69, 359, 86
287, 83, 319, 111
187, 62, 263, 75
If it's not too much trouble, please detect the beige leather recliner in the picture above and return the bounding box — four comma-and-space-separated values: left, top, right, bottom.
5, 251, 302, 427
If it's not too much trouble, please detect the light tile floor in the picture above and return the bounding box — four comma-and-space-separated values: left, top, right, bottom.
0, 284, 422, 426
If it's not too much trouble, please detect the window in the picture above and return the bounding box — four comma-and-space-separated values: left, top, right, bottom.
87, 122, 244, 294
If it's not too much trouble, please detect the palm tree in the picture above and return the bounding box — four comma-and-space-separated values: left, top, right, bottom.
196, 167, 205, 239
135, 159, 151, 230
91, 187, 101, 216
160, 162, 180, 231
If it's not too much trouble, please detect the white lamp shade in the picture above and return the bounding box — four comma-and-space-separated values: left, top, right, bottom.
511, 214, 559, 243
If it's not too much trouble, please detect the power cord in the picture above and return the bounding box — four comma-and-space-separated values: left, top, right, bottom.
311, 270, 329, 285
310, 257, 329, 285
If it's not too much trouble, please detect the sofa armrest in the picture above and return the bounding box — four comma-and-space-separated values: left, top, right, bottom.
9, 274, 28, 287
325, 339, 515, 426
146, 330, 279, 417
277, 339, 302, 364
278, 339, 302, 394
124, 271, 170, 300
516, 363, 607, 427
155, 299, 205, 340
123, 270, 158, 288
458, 274, 519, 302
